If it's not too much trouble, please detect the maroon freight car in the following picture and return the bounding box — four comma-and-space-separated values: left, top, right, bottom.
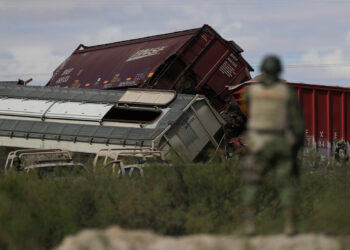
46, 24, 253, 111
231, 76, 350, 158
291, 82, 350, 157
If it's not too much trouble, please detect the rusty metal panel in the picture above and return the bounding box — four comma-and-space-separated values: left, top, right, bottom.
330, 92, 343, 141
298, 89, 314, 148
315, 90, 328, 154
192, 40, 226, 79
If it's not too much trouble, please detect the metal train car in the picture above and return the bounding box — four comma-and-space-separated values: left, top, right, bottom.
0, 85, 225, 161
231, 76, 350, 158
3, 25, 349, 161
46, 24, 253, 112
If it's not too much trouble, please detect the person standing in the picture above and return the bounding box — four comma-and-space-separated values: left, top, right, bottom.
242, 55, 304, 235
13, 157, 24, 172
334, 140, 349, 167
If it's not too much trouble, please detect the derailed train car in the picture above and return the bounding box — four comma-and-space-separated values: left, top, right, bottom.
46, 24, 253, 112
6, 24, 349, 161
231, 76, 350, 158
0, 85, 225, 161
0, 25, 252, 161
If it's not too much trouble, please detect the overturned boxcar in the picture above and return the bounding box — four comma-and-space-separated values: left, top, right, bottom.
46, 24, 253, 112
0, 85, 225, 161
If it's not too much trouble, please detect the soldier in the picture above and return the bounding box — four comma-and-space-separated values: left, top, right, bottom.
13, 157, 24, 172
242, 55, 304, 235
334, 140, 349, 167
223, 99, 247, 158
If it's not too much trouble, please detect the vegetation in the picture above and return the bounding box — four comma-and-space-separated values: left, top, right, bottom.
0, 148, 349, 249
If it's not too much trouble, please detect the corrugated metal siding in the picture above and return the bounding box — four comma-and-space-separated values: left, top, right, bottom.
290, 83, 350, 157
232, 80, 350, 158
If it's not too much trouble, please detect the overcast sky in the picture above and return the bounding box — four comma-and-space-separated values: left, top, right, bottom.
1, 0, 350, 86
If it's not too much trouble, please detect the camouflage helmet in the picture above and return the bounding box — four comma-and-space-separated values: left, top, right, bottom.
337, 140, 346, 146
260, 55, 282, 76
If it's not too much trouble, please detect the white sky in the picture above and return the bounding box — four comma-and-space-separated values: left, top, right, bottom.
1, 0, 350, 86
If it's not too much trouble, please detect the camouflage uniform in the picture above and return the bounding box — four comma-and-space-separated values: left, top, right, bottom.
242, 56, 304, 235
223, 99, 247, 158
334, 140, 348, 167
12, 157, 24, 172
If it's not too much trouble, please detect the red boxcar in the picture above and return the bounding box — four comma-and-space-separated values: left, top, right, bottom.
46, 24, 253, 111
231, 76, 350, 157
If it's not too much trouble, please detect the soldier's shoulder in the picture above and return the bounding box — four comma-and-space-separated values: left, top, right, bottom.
281, 82, 298, 99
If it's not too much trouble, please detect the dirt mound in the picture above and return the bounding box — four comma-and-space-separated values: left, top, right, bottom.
55, 226, 342, 250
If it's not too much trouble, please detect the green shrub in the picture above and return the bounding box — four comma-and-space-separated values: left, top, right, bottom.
0, 150, 350, 249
